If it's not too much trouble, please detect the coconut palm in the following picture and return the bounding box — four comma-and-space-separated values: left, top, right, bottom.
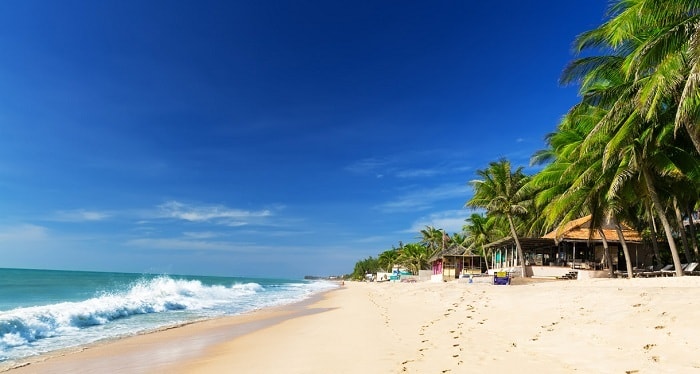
398, 242, 431, 275
560, 24, 693, 276
378, 248, 401, 273
573, 0, 700, 153
419, 226, 448, 257
463, 214, 500, 256
466, 159, 530, 277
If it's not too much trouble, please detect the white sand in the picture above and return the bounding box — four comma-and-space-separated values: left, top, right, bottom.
8, 277, 700, 373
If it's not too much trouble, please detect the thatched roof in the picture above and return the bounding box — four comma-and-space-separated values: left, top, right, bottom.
542, 215, 643, 243
428, 244, 481, 263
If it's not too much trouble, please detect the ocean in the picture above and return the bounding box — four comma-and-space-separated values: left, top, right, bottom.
0, 268, 337, 366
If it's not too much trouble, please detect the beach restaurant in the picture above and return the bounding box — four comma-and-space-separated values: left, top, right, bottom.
483, 215, 651, 279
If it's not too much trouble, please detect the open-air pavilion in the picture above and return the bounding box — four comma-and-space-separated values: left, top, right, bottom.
542, 215, 651, 272
482, 215, 652, 279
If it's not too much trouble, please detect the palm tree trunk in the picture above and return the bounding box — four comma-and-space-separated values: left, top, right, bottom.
615, 223, 634, 279
598, 228, 614, 277
685, 204, 699, 260
647, 205, 662, 261
481, 246, 491, 271
642, 166, 684, 277
506, 214, 527, 278
673, 197, 693, 262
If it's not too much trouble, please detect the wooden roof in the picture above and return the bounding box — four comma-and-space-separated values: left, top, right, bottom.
542, 215, 643, 243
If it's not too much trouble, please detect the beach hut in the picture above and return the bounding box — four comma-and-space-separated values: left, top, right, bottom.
429, 244, 486, 281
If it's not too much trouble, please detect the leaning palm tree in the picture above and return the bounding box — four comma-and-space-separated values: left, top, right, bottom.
466, 159, 530, 277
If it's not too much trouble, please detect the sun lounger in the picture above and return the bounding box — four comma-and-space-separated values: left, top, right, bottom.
638, 264, 672, 278
661, 263, 687, 276
684, 262, 699, 275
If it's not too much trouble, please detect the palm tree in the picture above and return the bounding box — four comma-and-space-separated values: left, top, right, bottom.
419, 226, 448, 258
573, 0, 700, 154
463, 213, 505, 266
397, 242, 431, 275
560, 24, 692, 276
528, 100, 641, 277
378, 248, 400, 273
466, 159, 530, 277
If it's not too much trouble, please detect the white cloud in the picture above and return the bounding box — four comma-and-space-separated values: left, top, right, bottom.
126, 237, 241, 252
377, 184, 469, 213
353, 235, 394, 244
182, 231, 220, 239
157, 201, 272, 223
405, 210, 468, 234
51, 209, 111, 222
395, 168, 441, 178
0, 224, 49, 241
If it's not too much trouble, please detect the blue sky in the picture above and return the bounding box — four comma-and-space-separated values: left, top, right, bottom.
0, 1, 608, 278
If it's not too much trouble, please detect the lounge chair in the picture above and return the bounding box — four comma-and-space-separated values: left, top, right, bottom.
684, 262, 700, 275
661, 263, 687, 277
638, 264, 672, 278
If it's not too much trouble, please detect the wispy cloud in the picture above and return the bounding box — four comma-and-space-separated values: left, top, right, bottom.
346, 151, 478, 181
156, 201, 272, 226
0, 224, 49, 241
377, 184, 469, 213
405, 210, 468, 234
345, 158, 388, 174
182, 231, 220, 239
126, 237, 241, 252
50, 209, 111, 222
394, 168, 441, 178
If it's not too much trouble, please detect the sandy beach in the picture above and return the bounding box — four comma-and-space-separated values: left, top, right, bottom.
7, 277, 700, 373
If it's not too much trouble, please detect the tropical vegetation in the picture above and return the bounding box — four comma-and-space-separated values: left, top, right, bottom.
351, 0, 700, 279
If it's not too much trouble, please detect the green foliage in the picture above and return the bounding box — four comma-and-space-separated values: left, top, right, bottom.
349, 1, 700, 277
350, 256, 379, 280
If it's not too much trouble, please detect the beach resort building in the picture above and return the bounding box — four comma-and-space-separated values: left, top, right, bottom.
483, 215, 653, 279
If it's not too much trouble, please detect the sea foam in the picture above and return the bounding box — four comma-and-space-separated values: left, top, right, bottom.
0, 275, 336, 362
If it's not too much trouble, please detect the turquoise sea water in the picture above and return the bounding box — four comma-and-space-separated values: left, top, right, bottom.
0, 268, 337, 365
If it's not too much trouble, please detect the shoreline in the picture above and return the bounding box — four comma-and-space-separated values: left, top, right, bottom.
7, 277, 700, 373
1, 288, 337, 373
